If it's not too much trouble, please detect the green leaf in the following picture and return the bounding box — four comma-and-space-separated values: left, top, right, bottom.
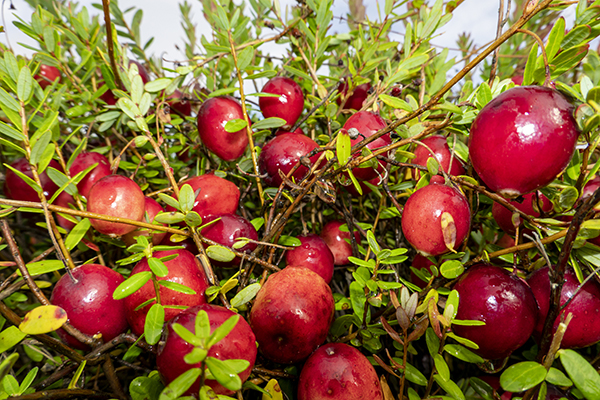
4, 163, 41, 194
278, 235, 301, 247
183, 347, 208, 365
470, 377, 495, 400
0, 353, 19, 384
546, 367, 573, 387
206, 245, 236, 262
17, 66, 33, 103
64, 218, 90, 250
172, 323, 204, 346
159, 368, 201, 400
113, 271, 152, 299
224, 118, 248, 133
237, 46, 254, 70
144, 304, 165, 345
196, 309, 211, 339
207, 314, 240, 348
523, 43, 539, 86
252, 117, 287, 130
500, 361, 547, 392
405, 362, 428, 386
434, 374, 466, 400
444, 344, 485, 364
67, 361, 85, 389
337, 129, 351, 166
30, 131, 52, 165
178, 184, 195, 213
559, 349, 600, 400
145, 78, 171, 93
545, 17, 565, 61
434, 354, 450, 381
230, 282, 261, 308
440, 260, 464, 279
17, 259, 63, 276
0, 121, 25, 141
205, 356, 242, 391
158, 280, 197, 295
19, 305, 67, 334
148, 257, 169, 278
0, 326, 27, 353
426, 156, 440, 176
0, 87, 20, 112
426, 327, 440, 356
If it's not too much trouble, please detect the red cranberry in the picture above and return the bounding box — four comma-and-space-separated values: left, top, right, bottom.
337, 81, 371, 111
401, 183, 471, 256
69, 152, 112, 199
259, 76, 304, 127
259, 132, 319, 187
453, 263, 539, 360
157, 304, 257, 396
35, 64, 61, 89
469, 86, 580, 198
492, 191, 553, 235
166, 89, 192, 116
197, 96, 249, 161
286, 234, 335, 283
528, 266, 600, 349
4, 158, 60, 202
320, 220, 361, 266
87, 175, 145, 236
343, 111, 391, 181
123, 197, 167, 246
50, 264, 128, 350
55, 191, 77, 231
412, 135, 465, 184
201, 213, 258, 268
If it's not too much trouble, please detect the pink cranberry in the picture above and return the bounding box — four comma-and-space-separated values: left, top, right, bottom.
259, 76, 304, 127
286, 234, 335, 283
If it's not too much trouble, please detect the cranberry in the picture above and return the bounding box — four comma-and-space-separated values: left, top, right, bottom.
259, 76, 304, 127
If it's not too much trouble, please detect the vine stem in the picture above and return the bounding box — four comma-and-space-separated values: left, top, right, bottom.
517, 28, 552, 86
101, 0, 124, 90
228, 30, 264, 206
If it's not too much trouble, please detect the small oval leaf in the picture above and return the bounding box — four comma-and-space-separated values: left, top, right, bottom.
19, 305, 67, 334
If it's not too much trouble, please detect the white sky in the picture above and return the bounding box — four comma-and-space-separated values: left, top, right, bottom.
1, 0, 578, 77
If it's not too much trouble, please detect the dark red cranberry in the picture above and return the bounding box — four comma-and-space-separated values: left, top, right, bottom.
259, 76, 304, 127
35, 64, 61, 89
4, 158, 60, 202
201, 213, 258, 268
412, 135, 465, 184
337, 81, 371, 110
259, 132, 319, 187
492, 191, 553, 235
69, 152, 112, 199
320, 220, 361, 266
286, 234, 335, 283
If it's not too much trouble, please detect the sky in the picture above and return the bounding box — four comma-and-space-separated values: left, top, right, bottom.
0, 0, 578, 77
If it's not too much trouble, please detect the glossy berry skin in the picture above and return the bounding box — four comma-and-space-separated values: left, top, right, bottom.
528, 267, 600, 349
69, 152, 112, 199
401, 183, 471, 256
168, 174, 240, 222
413, 135, 465, 184
3, 158, 60, 202
298, 343, 383, 400
167, 89, 192, 116
125, 249, 209, 336
410, 254, 436, 289
123, 197, 167, 246
320, 220, 361, 266
156, 304, 257, 396
259, 76, 304, 127
337, 82, 371, 111
259, 132, 319, 187
157, 304, 257, 396
35, 64, 61, 89
285, 234, 335, 283
87, 175, 145, 236
50, 264, 128, 350
201, 213, 258, 268
453, 264, 539, 360
197, 96, 248, 161
250, 267, 334, 364
492, 191, 553, 236
344, 111, 391, 181
469, 86, 579, 198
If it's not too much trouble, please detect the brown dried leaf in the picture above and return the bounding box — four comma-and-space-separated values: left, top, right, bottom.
373, 354, 401, 378
396, 306, 411, 331
381, 317, 404, 345
428, 297, 443, 339
407, 317, 429, 342
441, 211, 457, 252
380, 375, 396, 400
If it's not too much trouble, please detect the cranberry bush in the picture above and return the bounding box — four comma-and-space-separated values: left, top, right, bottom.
2, 0, 600, 399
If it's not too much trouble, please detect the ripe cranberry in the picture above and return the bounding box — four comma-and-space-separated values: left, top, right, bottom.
412, 135, 465, 184
129, 60, 150, 84
337, 81, 371, 111
250, 267, 334, 364
50, 264, 128, 350
343, 111, 391, 181
69, 152, 112, 199
4, 158, 60, 202
123, 197, 167, 246
259, 132, 319, 187
492, 191, 553, 236
298, 343, 383, 400
87, 175, 145, 236
286, 234, 335, 283
157, 304, 257, 396
469, 86, 580, 198
166, 174, 240, 222
453, 263, 539, 360
166, 89, 192, 116
197, 96, 249, 161
200, 213, 258, 268
528, 266, 600, 349
511, 76, 524, 86
35, 64, 61, 89
275, 127, 305, 136
99, 83, 117, 105
160, 234, 198, 254
124, 249, 209, 336
401, 183, 471, 256
259, 76, 304, 127
410, 254, 435, 289
319, 220, 361, 266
